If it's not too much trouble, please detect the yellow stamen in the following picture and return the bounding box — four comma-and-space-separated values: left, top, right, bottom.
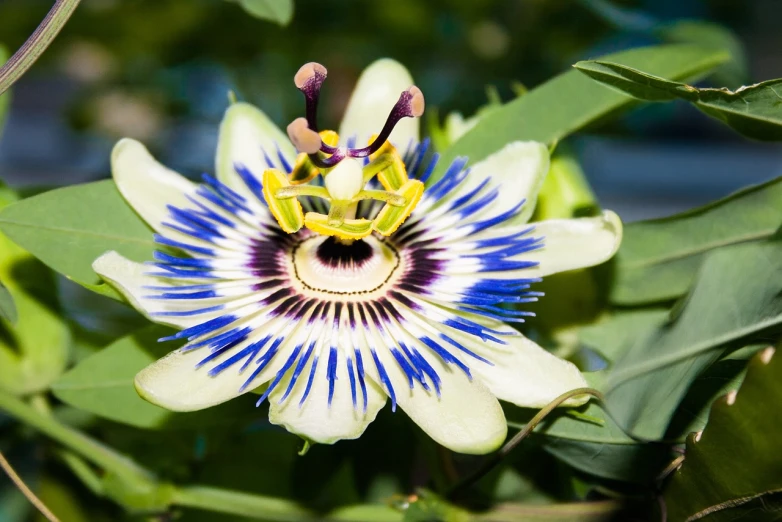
304, 212, 374, 240
373, 179, 424, 236
262, 169, 304, 233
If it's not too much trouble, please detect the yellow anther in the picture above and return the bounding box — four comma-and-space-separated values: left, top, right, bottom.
304, 212, 374, 240
262, 169, 304, 234
366, 133, 408, 191
289, 153, 319, 185
372, 179, 424, 236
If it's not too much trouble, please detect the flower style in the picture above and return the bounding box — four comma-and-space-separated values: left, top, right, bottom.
93, 59, 622, 454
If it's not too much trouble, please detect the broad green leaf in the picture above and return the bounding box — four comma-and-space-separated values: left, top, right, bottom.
664, 348, 782, 522
518, 401, 670, 483
52, 326, 249, 429
575, 60, 782, 140
605, 240, 782, 440
665, 351, 758, 440
611, 176, 782, 304
579, 309, 668, 364
0, 180, 156, 300
0, 281, 16, 324
573, 60, 698, 102
0, 188, 70, 395
230, 0, 294, 25
434, 44, 727, 180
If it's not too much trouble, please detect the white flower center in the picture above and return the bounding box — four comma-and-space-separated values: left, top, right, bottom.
323, 157, 364, 201
289, 235, 403, 298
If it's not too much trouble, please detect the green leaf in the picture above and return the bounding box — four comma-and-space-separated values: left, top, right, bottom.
664, 348, 782, 522
0, 281, 16, 324
665, 350, 757, 440
52, 326, 249, 429
611, 176, 782, 305
0, 180, 155, 300
605, 240, 782, 440
509, 400, 670, 483
434, 44, 727, 180
574, 60, 782, 140
0, 190, 70, 395
231, 0, 293, 25
579, 309, 668, 363
572, 60, 699, 102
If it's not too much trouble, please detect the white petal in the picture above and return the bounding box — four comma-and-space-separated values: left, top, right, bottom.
135, 349, 245, 411
368, 338, 507, 455
338, 59, 418, 149
414, 142, 549, 235
215, 102, 295, 197
135, 343, 279, 412
111, 138, 196, 234
464, 141, 549, 225
268, 353, 387, 445
521, 211, 623, 278
93, 251, 203, 329
453, 327, 589, 408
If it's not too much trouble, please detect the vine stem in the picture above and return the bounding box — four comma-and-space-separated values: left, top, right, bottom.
0, 451, 61, 522
0, 390, 149, 482
0, 0, 82, 95
448, 387, 605, 498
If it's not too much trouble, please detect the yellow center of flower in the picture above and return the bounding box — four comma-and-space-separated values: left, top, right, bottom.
261, 61, 426, 242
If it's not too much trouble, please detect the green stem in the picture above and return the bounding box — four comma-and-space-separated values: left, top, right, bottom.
0, 0, 82, 95
172, 486, 318, 522
448, 388, 605, 498
0, 389, 149, 482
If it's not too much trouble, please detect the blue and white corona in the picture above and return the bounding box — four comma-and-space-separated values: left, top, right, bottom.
93, 59, 622, 454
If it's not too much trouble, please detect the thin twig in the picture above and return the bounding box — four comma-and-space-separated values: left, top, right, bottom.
448, 387, 605, 498
0, 450, 61, 522
0, 0, 82, 95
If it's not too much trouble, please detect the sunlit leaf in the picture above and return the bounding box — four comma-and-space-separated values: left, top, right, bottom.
579, 309, 669, 364
574, 60, 782, 140
229, 0, 294, 25
0, 281, 16, 325
52, 326, 249, 429
0, 180, 155, 300
611, 176, 782, 305
435, 44, 728, 180
0, 186, 70, 395
664, 348, 782, 522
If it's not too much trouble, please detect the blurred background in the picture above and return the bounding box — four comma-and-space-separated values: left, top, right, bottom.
1, 0, 781, 222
